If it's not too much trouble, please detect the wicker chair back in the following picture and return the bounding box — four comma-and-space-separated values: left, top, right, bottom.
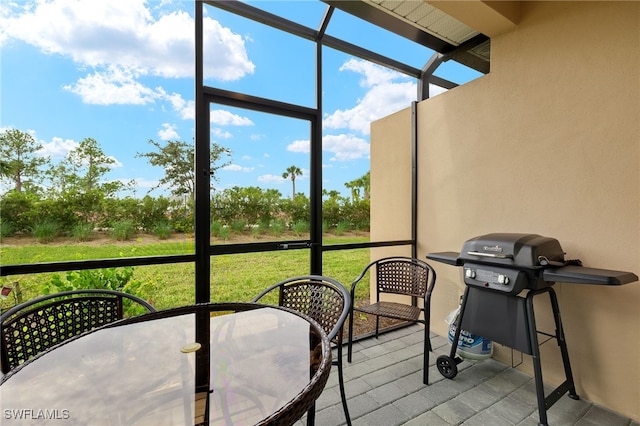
348, 256, 436, 385
252, 275, 352, 426
1, 289, 155, 373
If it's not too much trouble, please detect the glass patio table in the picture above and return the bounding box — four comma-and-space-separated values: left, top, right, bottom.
0, 302, 332, 425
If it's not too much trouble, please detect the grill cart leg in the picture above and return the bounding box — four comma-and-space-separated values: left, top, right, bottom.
526, 287, 579, 426
437, 287, 468, 379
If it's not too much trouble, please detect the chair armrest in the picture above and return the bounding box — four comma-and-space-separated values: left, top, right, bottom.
349, 261, 377, 294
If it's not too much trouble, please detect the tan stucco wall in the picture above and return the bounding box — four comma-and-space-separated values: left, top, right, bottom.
371, 1, 640, 420
370, 108, 413, 247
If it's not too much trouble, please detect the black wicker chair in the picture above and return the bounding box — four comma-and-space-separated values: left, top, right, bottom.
0, 289, 155, 374
348, 256, 436, 385
252, 275, 351, 426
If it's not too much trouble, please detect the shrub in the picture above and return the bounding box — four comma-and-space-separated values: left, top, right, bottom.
342, 199, 370, 231
291, 220, 309, 236
218, 226, 230, 241
335, 220, 350, 236
257, 219, 271, 234
44, 267, 149, 317
32, 220, 60, 243
213, 186, 281, 226
230, 220, 246, 234
46, 191, 102, 232
0, 190, 40, 233
169, 204, 193, 234
71, 222, 94, 242
110, 220, 136, 241
269, 219, 286, 237
139, 195, 170, 232
280, 193, 310, 225
250, 225, 262, 238
153, 222, 172, 240
322, 195, 347, 228
0, 219, 14, 241
210, 220, 224, 237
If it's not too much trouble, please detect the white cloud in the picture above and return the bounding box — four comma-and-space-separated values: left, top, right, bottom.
0, 0, 254, 80
14, 131, 126, 166
37, 137, 79, 158
286, 135, 369, 162
322, 134, 370, 161
201, 17, 255, 81
127, 177, 161, 190
34, 134, 123, 167
211, 109, 253, 126
429, 84, 448, 97
212, 128, 232, 139
158, 123, 179, 140
257, 174, 286, 184
286, 139, 310, 154
166, 93, 194, 120
106, 156, 123, 169
63, 65, 161, 105
339, 59, 402, 87
324, 59, 416, 135
0, 0, 254, 112
223, 164, 254, 172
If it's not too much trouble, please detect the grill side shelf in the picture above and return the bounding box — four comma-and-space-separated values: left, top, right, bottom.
542, 265, 639, 285
426, 252, 463, 266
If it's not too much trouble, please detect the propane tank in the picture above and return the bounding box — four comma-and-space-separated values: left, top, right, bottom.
445, 296, 493, 360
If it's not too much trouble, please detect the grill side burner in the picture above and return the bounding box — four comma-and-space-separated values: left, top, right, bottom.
427, 233, 638, 426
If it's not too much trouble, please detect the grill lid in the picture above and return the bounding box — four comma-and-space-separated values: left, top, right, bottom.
460, 233, 565, 269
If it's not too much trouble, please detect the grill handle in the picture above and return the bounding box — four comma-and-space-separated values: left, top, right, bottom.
467, 251, 513, 259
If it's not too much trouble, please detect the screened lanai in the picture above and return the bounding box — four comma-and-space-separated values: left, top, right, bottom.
3, 1, 639, 423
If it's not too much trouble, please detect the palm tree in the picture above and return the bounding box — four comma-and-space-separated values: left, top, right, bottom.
359, 171, 370, 200
282, 165, 302, 199
344, 171, 370, 202
344, 180, 361, 202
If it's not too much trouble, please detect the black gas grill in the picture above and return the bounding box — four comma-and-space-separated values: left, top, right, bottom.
427, 233, 638, 426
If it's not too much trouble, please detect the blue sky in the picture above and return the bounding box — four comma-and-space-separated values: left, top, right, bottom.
1, 0, 481, 198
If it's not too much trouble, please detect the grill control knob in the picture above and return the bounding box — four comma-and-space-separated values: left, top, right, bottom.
465, 268, 475, 279
498, 274, 509, 285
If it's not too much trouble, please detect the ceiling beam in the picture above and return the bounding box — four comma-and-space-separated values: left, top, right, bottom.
323, 0, 457, 54
427, 1, 520, 38
323, 0, 491, 74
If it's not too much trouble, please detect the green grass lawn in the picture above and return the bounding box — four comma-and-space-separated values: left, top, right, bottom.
0, 235, 373, 312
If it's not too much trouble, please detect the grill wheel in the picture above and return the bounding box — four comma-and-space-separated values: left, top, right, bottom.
436, 355, 459, 379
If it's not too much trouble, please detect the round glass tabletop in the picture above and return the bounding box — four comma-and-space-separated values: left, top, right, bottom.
0, 303, 331, 425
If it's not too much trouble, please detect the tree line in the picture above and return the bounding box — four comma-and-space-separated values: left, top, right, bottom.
0, 129, 370, 241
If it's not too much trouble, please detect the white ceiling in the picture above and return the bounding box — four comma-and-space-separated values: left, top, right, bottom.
363, 0, 480, 46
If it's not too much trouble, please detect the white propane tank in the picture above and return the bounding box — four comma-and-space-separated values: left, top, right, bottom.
447, 322, 493, 360
445, 298, 493, 360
